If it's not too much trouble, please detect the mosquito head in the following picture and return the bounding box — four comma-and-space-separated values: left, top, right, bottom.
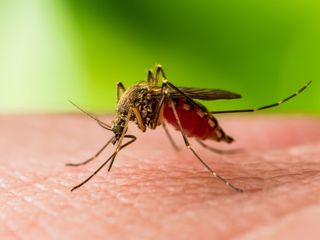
112, 124, 124, 141
111, 115, 128, 143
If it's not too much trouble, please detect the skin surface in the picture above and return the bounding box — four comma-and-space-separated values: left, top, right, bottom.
0, 114, 320, 240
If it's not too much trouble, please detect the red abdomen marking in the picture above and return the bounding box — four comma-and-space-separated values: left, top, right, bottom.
163, 98, 219, 140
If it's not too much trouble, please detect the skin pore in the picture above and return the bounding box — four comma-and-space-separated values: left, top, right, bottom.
0, 114, 320, 240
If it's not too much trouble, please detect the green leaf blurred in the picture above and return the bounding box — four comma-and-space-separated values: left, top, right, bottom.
0, 0, 319, 113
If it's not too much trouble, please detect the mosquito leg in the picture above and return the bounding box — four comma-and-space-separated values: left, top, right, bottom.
132, 107, 146, 132
152, 76, 207, 129
117, 82, 126, 102
154, 64, 167, 84
147, 69, 155, 85
66, 137, 114, 167
70, 135, 136, 192
167, 94, 243, 192
150, 66, 177, 129
71, 152, 115, 192
148, 64, 166, 86
162, 122, 180, 151
196, 140, 242, 155
150, 79, 169, 129
211, 80, 312, 114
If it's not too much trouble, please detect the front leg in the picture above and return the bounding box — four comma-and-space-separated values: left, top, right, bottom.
132, 107, 146, 132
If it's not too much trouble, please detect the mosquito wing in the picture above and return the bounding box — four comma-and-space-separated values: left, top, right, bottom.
170, 87, 241, 100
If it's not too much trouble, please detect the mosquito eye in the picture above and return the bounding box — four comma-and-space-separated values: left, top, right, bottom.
150, 102, 157, 111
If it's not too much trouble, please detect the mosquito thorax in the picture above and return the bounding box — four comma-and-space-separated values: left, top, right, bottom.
116, 83, 161, 130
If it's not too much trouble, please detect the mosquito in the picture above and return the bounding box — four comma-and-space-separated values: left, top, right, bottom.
67, 65, 311, 192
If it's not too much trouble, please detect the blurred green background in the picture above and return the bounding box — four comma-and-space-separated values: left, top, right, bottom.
0, 0, 319, 113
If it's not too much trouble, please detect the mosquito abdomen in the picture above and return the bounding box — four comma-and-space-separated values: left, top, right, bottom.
163, 98, 232, 142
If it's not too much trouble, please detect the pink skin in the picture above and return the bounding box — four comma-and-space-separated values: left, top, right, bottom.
0, 115, 320, 240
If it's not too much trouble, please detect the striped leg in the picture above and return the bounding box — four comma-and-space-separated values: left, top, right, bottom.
211, 81, 312, 114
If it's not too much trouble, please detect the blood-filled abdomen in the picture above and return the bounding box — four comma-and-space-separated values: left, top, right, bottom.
163, 98, 232, 143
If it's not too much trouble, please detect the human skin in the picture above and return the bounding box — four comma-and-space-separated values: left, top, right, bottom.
0, 115, 320, 240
